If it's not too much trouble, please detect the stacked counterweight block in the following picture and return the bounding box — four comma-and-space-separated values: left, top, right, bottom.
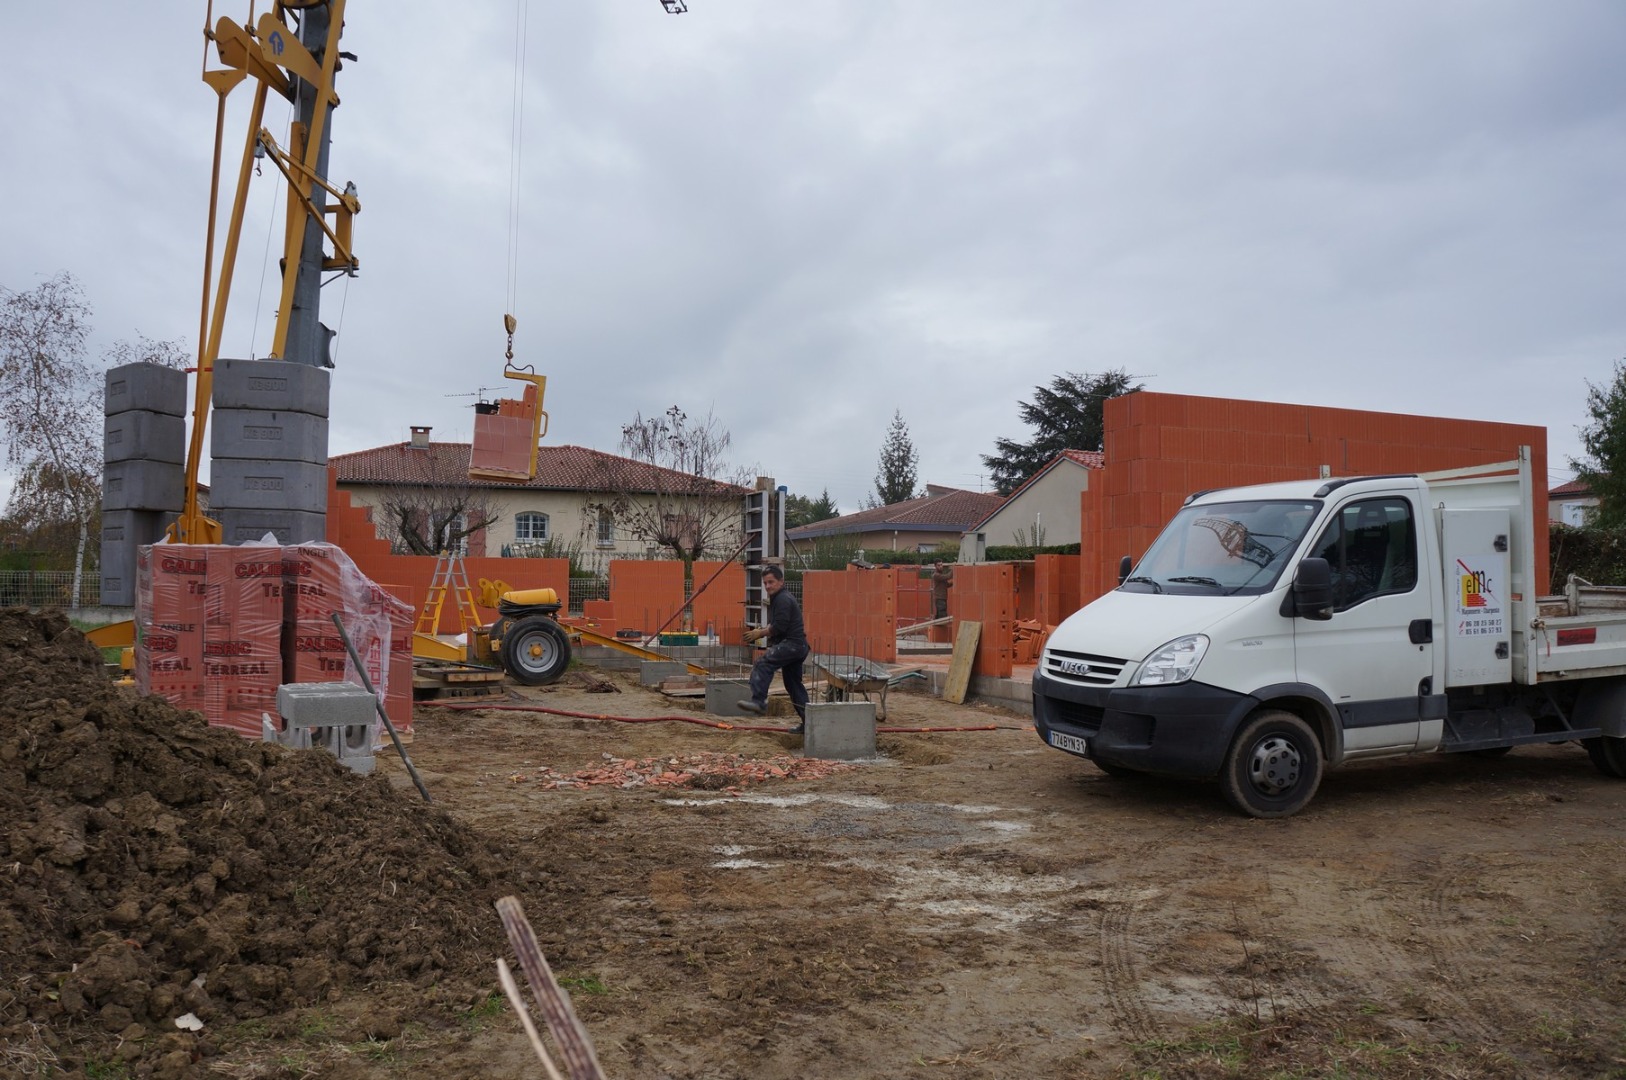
210, 358, 331, 545
101, 363, 187, 607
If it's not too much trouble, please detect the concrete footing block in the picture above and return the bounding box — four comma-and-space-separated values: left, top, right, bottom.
705, 677, 754, 716
804, 702, 877, 760
640, 661, 688, 687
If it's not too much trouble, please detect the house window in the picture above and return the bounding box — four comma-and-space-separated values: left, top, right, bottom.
596, 507, 616, 548
515, 512, 549, 542
1562, 502, 1593, 527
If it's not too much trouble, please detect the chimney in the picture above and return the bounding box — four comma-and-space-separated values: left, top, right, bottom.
409, 425, 431, 450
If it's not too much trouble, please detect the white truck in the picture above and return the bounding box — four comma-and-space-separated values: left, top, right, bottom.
1033, 448, 1626, 818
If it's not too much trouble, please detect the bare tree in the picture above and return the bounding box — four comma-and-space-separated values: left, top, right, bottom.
0, 273, 193, 604
588, 406, 750, 565
376, 483, 507, 556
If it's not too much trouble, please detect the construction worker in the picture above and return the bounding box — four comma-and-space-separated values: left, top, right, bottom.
737, 563, 809, 733
931, 560, 954, 621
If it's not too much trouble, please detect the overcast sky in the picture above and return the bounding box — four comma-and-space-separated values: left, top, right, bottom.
4, 1, 1622, 514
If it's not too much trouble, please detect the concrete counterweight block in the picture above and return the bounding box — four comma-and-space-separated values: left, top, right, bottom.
104, 410, 186, 465
100, 510, 171, 607
213, 357, 331, 416
271, 682, 378, 774
705, 678, 754, 717
208, 459, 329, 513
804, 702, 877, 760
105, 362, 187, 417
102, 459, 184, 512
215, 509, 328, 546
211, 409, 330, 463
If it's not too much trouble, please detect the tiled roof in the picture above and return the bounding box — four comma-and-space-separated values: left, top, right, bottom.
787, 486, 1006, 540
1549, 478, 1595, 498
331, 441, 747, 496
967, 450, 1103, 531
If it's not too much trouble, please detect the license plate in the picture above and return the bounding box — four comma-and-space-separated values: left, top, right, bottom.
1048, 730, 1090, 756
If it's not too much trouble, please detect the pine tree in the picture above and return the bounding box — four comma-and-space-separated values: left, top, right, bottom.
1571, 359, 1626, 528
981, 369, 1143, 495
785, 488, 839, 528
873, 411, 920, 506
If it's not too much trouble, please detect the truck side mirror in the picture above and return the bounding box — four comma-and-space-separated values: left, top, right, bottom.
1292, 557, 1333, 620
1117, 555, 1133, 586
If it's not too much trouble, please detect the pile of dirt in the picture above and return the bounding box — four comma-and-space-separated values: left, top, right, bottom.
0, 609, 544, 1076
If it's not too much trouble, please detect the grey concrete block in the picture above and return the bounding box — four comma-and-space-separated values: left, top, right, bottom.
100, 510, 171, 607
105, 363, 187, 417
804, 702, 877, 760
273, 682, 378, 774
102, 459, 184, 512
211, 409, 328, 463
640, 661, 688, 686
209, 459, 329, 512
705, 677, 754, 716
215, 508, 327, 545
104, 410, 186, 465
213, 358, 330, 417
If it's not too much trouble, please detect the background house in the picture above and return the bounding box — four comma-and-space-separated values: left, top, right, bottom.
786, 484, 1005, 561
961, 449, 1103, 560
331, 428, 747, 573
1549, 478, 1599, 525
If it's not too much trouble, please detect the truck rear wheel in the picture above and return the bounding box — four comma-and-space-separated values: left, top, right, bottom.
500, 615, 571, 685
1220, 710, 1323, 819
1583, 736, 1626, 779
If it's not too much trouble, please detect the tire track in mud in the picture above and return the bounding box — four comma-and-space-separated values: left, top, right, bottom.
1095, 841, 1165, 1044
1413, 856, 1511, 1040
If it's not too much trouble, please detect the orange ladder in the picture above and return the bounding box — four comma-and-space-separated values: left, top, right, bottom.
417, 554, 483, 635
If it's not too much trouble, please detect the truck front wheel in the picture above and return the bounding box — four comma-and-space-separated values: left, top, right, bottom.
1220, 710, 1323, 819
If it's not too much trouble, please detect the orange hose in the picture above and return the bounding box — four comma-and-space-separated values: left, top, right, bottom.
420, 701, 1019, 733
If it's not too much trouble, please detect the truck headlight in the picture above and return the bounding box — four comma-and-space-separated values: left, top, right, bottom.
1133, 634, 1208, 686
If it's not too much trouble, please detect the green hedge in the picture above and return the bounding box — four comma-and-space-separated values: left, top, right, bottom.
1550, 523, 1626, 588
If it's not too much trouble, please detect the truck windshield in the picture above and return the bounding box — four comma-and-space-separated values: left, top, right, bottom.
1122, 499, 1321, 596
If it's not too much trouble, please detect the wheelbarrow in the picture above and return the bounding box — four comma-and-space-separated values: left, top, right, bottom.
811, 654, 926, 720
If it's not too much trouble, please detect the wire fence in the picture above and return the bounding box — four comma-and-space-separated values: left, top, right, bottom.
0, 571, 99, 610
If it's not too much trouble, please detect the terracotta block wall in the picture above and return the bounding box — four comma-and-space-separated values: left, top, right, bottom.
1081, 394, 1549, 602
1033, 554, 1080, 627
691, 561, 747, 642
609, 560, 686, 637
954, 563, 1015, 679
803, 568, 898, 663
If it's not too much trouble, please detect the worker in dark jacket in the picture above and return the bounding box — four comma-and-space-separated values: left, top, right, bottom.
737, 563, 809, 733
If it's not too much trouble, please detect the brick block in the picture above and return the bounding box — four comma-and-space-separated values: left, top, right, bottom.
211, 409, 329, 463
105, 362, 187, 417
103, 459, 184, 512
212, 357, 331, 416
104, 410, 186, 465
208, 459, 329, 512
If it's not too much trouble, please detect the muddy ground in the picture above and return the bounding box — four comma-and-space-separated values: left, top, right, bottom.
5, 611, 1626, 1078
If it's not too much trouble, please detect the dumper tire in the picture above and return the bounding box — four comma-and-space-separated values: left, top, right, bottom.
1583, 736, 1626, 779
1220, 709, 1323, 819
501, 615, 572, 685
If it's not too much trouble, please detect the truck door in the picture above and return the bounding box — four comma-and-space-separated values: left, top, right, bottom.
1294, 496, 1433, 757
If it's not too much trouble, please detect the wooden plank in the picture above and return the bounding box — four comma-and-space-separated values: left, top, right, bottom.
943, 619, 981, 705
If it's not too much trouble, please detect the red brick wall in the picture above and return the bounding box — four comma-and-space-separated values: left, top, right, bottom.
691, 561, 747, 642
804, 568, 898, 663
609, 560, 686, 637
1081, 393, 1549, 601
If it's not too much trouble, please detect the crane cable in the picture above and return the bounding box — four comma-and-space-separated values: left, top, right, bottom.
504, 0, 531, 363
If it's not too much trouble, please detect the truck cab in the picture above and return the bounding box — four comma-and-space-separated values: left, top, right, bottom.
1033, 449, 1626, 817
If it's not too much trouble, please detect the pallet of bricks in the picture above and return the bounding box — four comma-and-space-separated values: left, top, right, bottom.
134, 541, 413, 745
